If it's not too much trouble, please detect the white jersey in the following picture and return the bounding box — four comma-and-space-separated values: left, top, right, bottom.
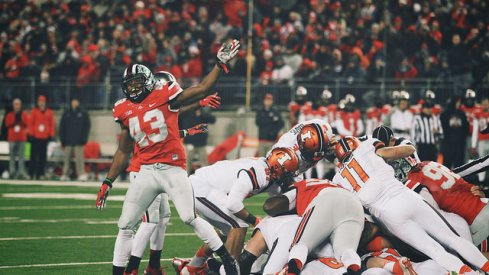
271, 119, 334, 174
389, 108, 413, 139
192, 157, 270, 213
256, 215, 343, 274
332, 138, 405, 208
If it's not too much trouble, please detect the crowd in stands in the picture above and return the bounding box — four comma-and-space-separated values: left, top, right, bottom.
1, 0, 488, 95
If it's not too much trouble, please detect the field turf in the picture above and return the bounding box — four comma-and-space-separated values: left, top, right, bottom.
0, 181, 267, 274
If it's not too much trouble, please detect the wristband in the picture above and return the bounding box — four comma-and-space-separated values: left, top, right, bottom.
244, 213, 257, 225
216, 59, 229, 74
103, 178, 113, 188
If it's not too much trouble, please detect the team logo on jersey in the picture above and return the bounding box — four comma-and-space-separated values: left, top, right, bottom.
172, 154, 178, 161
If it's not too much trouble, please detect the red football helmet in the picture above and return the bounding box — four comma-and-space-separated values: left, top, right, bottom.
334, 136, 361, 162
266, 147, 299, 184
297, 123, 333, 162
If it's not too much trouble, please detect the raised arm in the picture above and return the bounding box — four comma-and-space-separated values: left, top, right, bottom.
376, 144, 416, 161
169, 40, 240, 109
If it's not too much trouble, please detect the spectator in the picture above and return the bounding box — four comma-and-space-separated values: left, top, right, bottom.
440, 97, 469, 169
59, 98, 91, 181
28, 95, 55, 180
179, 108, 216, 174
4, 99, 29, 179
447, 34, 472, 94
271, 57, 293, 84
255, 93, 284, 156
395, 57, 418, 80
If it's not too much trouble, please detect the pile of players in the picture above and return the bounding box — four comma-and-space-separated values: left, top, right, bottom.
95, 39, 489, 275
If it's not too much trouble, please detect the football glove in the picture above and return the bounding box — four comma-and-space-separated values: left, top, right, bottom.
96, 178, 112, 210
200, 93, 221, 109
187, 124, 208, 136
216, 39, 240, 73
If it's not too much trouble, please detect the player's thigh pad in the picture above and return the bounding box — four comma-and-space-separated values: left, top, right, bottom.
195, 190, 248, 236
412, 260, 448, 275
157, 165, 196, 224
118, 171, 161, 230
142, 193, 162, 224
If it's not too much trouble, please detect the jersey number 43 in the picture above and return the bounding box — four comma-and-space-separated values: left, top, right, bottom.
129, 109, 168, 148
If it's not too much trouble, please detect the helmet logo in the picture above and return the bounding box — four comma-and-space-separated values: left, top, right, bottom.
277, 153, 292, 166
300, 131, 312, 142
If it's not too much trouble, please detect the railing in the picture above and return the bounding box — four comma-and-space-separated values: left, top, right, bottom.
1, 76, 487, 110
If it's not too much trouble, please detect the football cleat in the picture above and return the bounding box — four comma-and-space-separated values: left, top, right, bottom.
124, 269, 138, 275
171, 257, 190, 274
221, 254, 240, 275
143, 266, 166, 275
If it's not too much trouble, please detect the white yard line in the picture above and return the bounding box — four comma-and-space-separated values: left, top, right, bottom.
1, 193, 126, 201
0, 180, 130, 189
0, 205, 94, 210
0, 258, 185, 269
0, 232, 195, 241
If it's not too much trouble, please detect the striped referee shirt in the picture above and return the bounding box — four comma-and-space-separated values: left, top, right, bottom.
411, 113, 443, 145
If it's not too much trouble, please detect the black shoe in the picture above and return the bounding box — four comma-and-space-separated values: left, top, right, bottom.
221, 255, 240, 275
481, 126, 489, 134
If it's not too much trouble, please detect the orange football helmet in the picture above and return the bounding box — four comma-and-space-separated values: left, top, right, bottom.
266, 147, 299, 184
334, 136, 361, 162
297, 123, 333, 162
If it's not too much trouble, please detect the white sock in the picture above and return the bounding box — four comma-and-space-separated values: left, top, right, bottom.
113, 229, 134, 267
150, 216, 170, 251
188, 217, 223, 251
131, 222, 157, 258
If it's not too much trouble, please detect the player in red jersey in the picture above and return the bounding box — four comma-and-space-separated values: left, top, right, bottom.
461, 89, 482, 158
321, 89, 338, 130
409, 90, 442, 116
403, 161, 489, 256
472, 97, 489, 183
366, 96, 389, 135
335, 94, 364, 137
264, 178, 365, 274
95, 40, 241, 275
288, 86, 309, 126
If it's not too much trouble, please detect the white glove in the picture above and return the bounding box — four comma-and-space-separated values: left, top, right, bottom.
216, 39, 240, 73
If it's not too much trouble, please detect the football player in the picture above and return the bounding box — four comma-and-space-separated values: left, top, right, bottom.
335, 94, 364, 137
388, 91, 413, 140
126, 71, 221, 275
270, 120, 335, 184
472, 97, 489, 182
461, 89, 482, 159
95, 40, 241, 275
330, 136, 489, 273
173, 148, 299, 275
239, 214, 349, 275
263, 178, 365, 274
288, 86, 310, 126
320, 89, 338, 131
366, 96, 387, 136
409, 90, 442, 116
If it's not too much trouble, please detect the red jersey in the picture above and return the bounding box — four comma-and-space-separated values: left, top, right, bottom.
29, 107, 55, 139
460, 104, 482, 133
288, 101, 302, 115
299, 104, 328, 122
326, 104, 338, 125
362, 248, 402, 262
474, 108, 489, 141
113, 81, 186, 169
405, 161, 488, 224
4, 111, 29, 142
410, 100, 442, 116
292, 179, 339, 216
336, 110, 364, 137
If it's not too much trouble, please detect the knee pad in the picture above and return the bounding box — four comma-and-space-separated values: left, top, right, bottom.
118, 216, 140, 231
182, 215, 197, 225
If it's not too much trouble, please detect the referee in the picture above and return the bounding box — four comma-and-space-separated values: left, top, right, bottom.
411, 101, 443, 161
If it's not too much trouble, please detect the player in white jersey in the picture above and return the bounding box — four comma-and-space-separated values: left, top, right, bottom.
239, 215, 348, 275
361, 248, 446, 275
270, 119, 335, 181
331, 136, 489, 274
175, 148, 299, 274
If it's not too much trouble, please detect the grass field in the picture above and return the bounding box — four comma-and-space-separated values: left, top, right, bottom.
0, 180, 267, 274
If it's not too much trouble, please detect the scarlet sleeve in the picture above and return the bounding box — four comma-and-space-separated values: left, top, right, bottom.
167, 81, 184, 112
4, 112, 15, 128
